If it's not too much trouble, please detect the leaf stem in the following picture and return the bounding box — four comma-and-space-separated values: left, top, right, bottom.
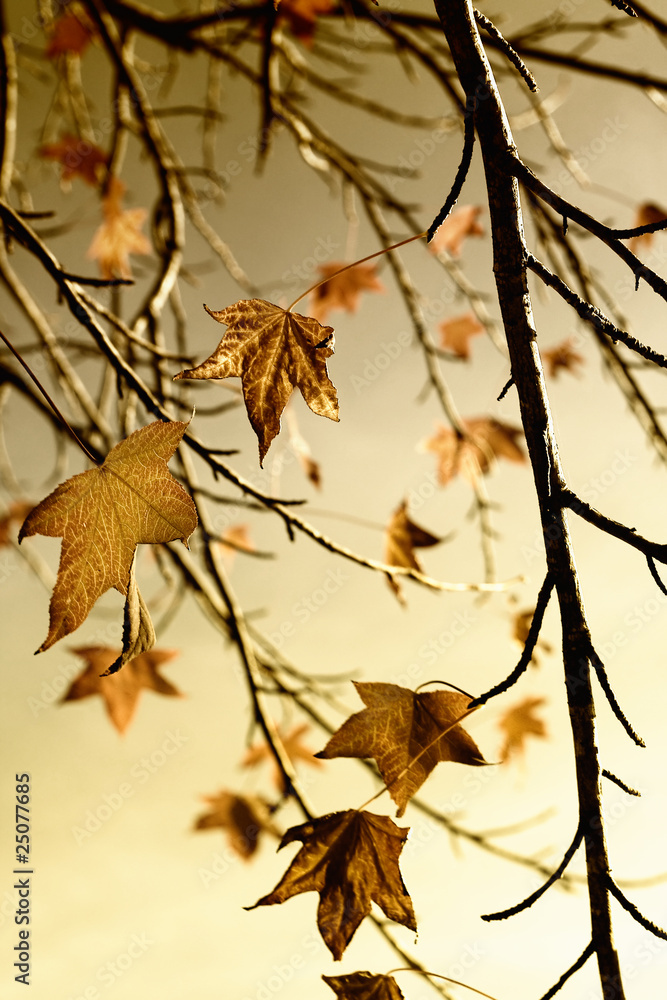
286, 230, 427, 313
387, 967, 502, 1000
0, 327, 99, 464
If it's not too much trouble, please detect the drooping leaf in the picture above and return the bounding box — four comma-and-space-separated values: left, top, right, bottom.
173, 299, 339, 464
310, 262, 384, 322
428, 206, 484, 257
247, 809, 416, 960
194, 790, 281, 860
241, 723, 323, 793
278, 0, 336, 45
87, 177, 151, 279
628, 201, 667, 253
498, 696, 548, 762
316, 682, 488, 816
541, 338, 585, 379
384, 499, 445, 605
62, 645, 181, 734
423, 417, 525, 486
323, 971, 406, 1000
39, 134, 108, 187
45, 7, 96, 58
19, 420, 198, 653
439, 311, 485, 359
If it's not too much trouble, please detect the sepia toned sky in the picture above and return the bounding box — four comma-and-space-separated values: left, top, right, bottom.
2, 2, 667, 1000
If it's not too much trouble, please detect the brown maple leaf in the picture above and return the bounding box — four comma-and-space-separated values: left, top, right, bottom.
87, 177, 151, 279
428, 206, 484, 257
247, 809, 416, 960
194, 790, 280, 860
0, 500, 34, 548
39, 134, 108, 187
278, 0, 335, 44
511, 607, 553, 666
62, 646, 181, 734
323, 972, 406, 1000
423, 417, 525, 486
316, 682, 488, 816
498, 696, 548, 762
628, 202, 667, 253
241, 723, 323, 792
45, 7, 97, 58
174, 299, 339, 464
384, 499, 445, 605
309, 262, 384, 322
541, 338, 585, 379
439, 311, 485, 359
19, 420, 198, 658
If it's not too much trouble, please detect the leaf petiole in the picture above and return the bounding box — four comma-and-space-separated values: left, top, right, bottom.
387, 967, 502, 1000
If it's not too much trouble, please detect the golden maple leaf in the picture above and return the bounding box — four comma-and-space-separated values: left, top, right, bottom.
62, 646, 181, 734
309, 262, 384, 322
247, 809, 416, 960
423, 417, 525, 486
241, 722, 323, 793
19, 420, 198, 654
541, 338, 585, 379
383, 499, 445, 604
498, 696, 548, 762
323, 972, 406, 1000
174, 299, 339, 464
87, 177, 151, 279
439, 311, 485, 359
194, 790, 280, 860
316, 682, 488, 816
428, 205, 484, 257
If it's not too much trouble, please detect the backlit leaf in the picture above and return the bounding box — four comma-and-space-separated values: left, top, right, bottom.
310, 262, 384, 322
428, 206, 484, 257
542, 338, 585, 379
423, 417, 525, 486
439, 311, 485, 359
87, 177, 151, 279
498, 696, 548, 762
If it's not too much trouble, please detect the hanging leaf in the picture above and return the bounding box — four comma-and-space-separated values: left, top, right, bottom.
423, 417, 525, 486
628, 202, 667, 253
174, 299, 339, 464
428, 206, 484, 257
247, 809, 416, 960
241, 722, 323, 793
316, 682, 488, 816
62, 646, 181, 734
19, 420, 198, 655
498, 696, 548, 762
541, 338, 585, 379
384, 499, 445, 604
439, 311, 485, 359
323, 971, 406, 1000
310, 262, 385, 322
45, 7, 97, 59
39, 134, 108, 187
87, 177, 151, 279
194, 790, 281, 860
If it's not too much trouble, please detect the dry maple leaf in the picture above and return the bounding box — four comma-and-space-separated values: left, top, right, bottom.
428, 206, 484, 257
241, 722, 323, 792
87, 177, 151, 279
278, 0, 335, 44
439, 311, 485, 359
498, 696, 548, 763
323, 971, 406, 1000
316, 682, 488, 816
384, 499, 445, 605
194, 790, 280, 860
45, 7, 97, 58
174, 299, 339, 464
423, 417, 525, 486
39, 134, 108, 187
628, 201, 667, 253
19, 420, 198, 656
511, 607, 553, 667
309, 262, 384, 322
541, 338, 585, 379
247, 809, 416, 960
62, 645, 181, 734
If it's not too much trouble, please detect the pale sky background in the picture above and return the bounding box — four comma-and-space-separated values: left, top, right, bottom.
2, 2, 667, 999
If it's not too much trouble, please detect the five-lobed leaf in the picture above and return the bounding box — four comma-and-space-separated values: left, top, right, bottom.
19, 420, 198, 653
309, 262, 384, 322
323, 971, 406, 1000
194, 790, 281, 860
174, 299, 339, 464
384, 499, 445, 604
424, 417, 525, 486
316, 682, 488, 816
247, 809, 416, 960
498, 696, 548, 763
